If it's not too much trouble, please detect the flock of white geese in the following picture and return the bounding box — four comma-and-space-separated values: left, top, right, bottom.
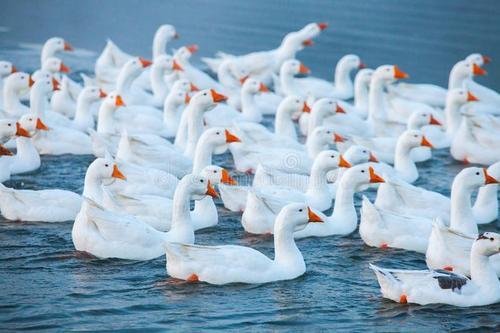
0, 22, 499, 307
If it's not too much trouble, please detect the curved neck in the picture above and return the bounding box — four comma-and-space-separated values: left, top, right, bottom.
192, 139, 215, 174
354, 78, 369, 110
3, 83, 23, 112
170, 182, 193, 232
308, 108, 328, 134
185, 103, 207, 158
241, 90, 258, 119
273, 223, 304, 268
41, 47, 54, 65
83, 173, 103, 203
29, 87, 47, 118
306, 162, 330, 193
97, 104, 115, 134
448, 68, 469, 90
445, 100, 463, 136
368, 78, 387, 121
16, 136, 39, 163
474, 184, 498, 212
116, 68, 138, 93
163, 97, 182, 132
394, 141, 418, 182
334, 64, 353, 95
274, 107, 297, 140
305, 135, 328, 159
153, 37, 168, 60
330, 176, 357, 228
275, 45, 298, 68
151, 63, 167, 97
74, 96, 93, 126
470, 252, 500, 293
450, 179, 478, 235
280, 70, 296, 94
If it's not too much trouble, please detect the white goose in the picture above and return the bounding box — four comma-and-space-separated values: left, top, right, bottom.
371, 232, 500, 307
0, 119, 19, 182
40, 37, 73, 66
72, 174, 217, 260
71, 86, 107, 132
361, 167, 498, 253
150, 54, 183, 107
3, 72, 33, 118
9, 115, 42, 175
164, 202, 323, 285
241, 150, 350, 234
0, 61, 17, 109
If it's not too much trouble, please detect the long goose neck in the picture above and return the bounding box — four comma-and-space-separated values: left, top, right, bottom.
192, 138, 214, 174
153, 37, 168, 60
150, 64, 166, 97
241, 90, 257, 116
474, 184, 498, 211
305, 135, 327, 159
280, 69, 295, 92
470, 252, 500, 294
116, 68, 136, 93
445, 100, 462, 136
273, 224, 304, 268
74, 95, 92, 124
394, 141, 418, 182
450, 179, 478, 235
170, 182, 193, 231
30, 87, 46, 117
334, 63, 353, 94
354, 78, 369, 110
97, 104, 115, 134
331, 176, 356, 222
368, 78, 387, 121
163, 96, 181, 124
16, 136, 39, 162
3, 83, 23, 111
306, 161, 329, 193
185, 104, 206, 157
83, 173, 103, 203
448, 68, 468, 90
274, 107, 296, 139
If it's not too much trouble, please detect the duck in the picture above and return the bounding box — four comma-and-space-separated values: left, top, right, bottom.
3, 72, 33, 118
360, 167, 498, 253
241, 150, 350, 234
370, 232, 500, 307
279, 55, 364, 100
72, 174, 217, 260
0, 181, 81, 222
71, 86, 107, 132
164, 202, 323, 285
293, 164, 385, 238
202, 22, 327, 84
9, 114, 43, 175
204, 77, 271, 126
450, 113, 500, 165
0, 61, 17, 109
350, 110, 441, 164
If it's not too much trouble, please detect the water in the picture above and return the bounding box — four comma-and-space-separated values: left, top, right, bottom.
1, 0, 499, 331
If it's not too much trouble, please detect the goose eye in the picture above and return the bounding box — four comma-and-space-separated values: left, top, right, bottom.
216, 132, 220, 135
296, 100, 299, 103
331, 155, 335, 158
490, 237, 494, 241
414, 135, 418, 138
7, 123, 11, 126
28, 118, 32, 121
422, 114, 426, 117
203, 93, 207, 96
200, 179, 204, 183
363, 150, 367, 153
476, 172, 480, 175
105, 164, 109, 167
329, 101, 333, 105
213, 170, 217, 173
299, 209, 303, 212
361, 170, 365, 173
21, 76, 24, 79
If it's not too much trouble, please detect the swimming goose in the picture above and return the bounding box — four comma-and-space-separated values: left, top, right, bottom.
165, 202, 323, 285
371, 232, 500, 307
40, 37, 73, 66
150, 54, 183, 107
72, 174, 217, 260
9, 114, 43, 175
0, 119, 19, 182
71, 86, 107, 132
3, 72, 33, 118
0, 61, 16, 109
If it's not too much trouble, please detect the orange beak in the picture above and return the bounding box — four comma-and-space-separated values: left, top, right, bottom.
139, 57, 152, 68
317, 22, 329, 30
0, 144, 13, 156
482, 55, 491, 64
210, 89, 228, 103
467, 91, 479, 102
112, 164, 126, 180
36, 118, 49, 131
239, 75, 249, 85
172, 60, 183, 71
303, 102, 311, 113
336, 104, 346, 114
206, 180, 219, 198
221, 169, 238, 185
473, 63, 487, 76
359, 62, 366, 69
394, 65, 409, 79
299, 63, 310, 74
369, 166, 385, 183
302, 39, 314, 46
421, 136, 433, 148
429, 115, 442, 126
11, 66, 17, 73
59, 62, 70, 73
99, 89, 107, 98
64, 41, 73, 51
190, 83, 199, 92
28, 75, 35, 87
16, 122, 31, 137
185, 93, 191, 104
52, 78, 60, 91
225, 129, 241, 143
259, 82, 269, 92
483, 168, 498, 185
115, 95, 126, 107
369, 152, 379, 163
334, 133, 345, 143
187, 44, 199, 53
308, 207, 323, 223
339, 155, 352, 168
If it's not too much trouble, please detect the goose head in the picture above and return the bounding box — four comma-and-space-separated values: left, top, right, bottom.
465, 53, 490, 67
156, 24, 178, 42
355, 68, 374, 87
312, 98, 344, 116
446, 88, 478, 108
5, 72, 33, 92
310, 126, 341, 146
452, 60, 485, 80
44, 37, 73, 54
0, 119, 18, 146
200, 165, 238, 185
408, 110, 442, 129
42, 57, 70, 74
167, 87, 190, 107
86, 156, 126, 185
455, 167, 498, 192
171, 79, 199, 93
17, 113, 49, 136
473, 232, 500, 257
341, 164, 385, 191
241, 77, 269, 95
279, 96, 310, 120
200, 127, 241, 151
121, 57, 152, 79
314, 149, 352, 171
102, 92, 126, 110
344, 145, 379, 165
154, 54, 183, 74
0, 61, 16, 77
181, 174, 218, 200
373, 65, 409, 83
275, 202, 323, 233
174, 45, 198, 63
80, 86, 107, 103
190, 89, 227, 110
32, 77, 59, 97
398, 130, 433, 150
337, 54, 365, 73
284, 22, 328, 50
281, 59, 310, 77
